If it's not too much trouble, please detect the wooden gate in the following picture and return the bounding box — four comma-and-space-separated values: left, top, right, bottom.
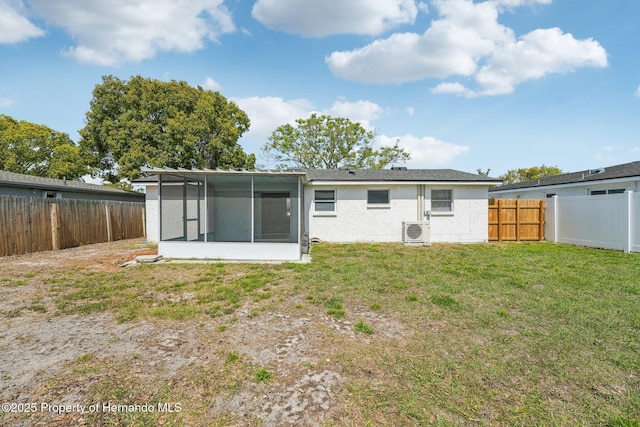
489, 199, 545, 242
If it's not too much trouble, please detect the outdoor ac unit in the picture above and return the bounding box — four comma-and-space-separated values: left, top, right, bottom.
402, 221, 430, 245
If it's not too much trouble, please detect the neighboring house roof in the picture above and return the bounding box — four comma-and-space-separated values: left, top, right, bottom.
490, 160, 640, 193
136, 167, 501, 184
0, 170, 144, 198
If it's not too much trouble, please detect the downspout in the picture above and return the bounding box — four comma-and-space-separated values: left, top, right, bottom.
417, 185, 425, 221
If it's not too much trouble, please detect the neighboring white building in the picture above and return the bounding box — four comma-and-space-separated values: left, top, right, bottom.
134, 167, 500, 261
489, 161, 640, 199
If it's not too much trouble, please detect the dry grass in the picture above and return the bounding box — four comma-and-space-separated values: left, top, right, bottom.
1, 240, 638, 426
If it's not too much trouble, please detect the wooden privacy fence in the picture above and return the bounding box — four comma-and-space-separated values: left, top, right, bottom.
489, 199, 545, 242
0, 196, 145, 257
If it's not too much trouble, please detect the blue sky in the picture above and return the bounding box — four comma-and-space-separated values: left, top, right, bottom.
1, 0, 639, 178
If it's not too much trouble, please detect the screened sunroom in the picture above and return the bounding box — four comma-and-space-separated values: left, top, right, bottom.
146, 168, 305, 260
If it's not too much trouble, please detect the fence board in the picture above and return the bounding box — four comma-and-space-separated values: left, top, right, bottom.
0, 196, 145, 257
489, 199, 545, 242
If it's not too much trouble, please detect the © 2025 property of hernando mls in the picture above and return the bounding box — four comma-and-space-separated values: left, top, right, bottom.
134, 167, 501, 261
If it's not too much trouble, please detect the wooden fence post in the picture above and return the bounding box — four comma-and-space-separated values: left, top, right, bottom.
105, 204, 112, 242
515, 199, 520, 242
50, 203, 60, 250
497, 199, 502, 242
539, 199, 545, 241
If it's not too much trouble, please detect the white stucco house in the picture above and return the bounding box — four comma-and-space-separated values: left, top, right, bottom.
489, 160, 640, 199
134, 167, 501, 261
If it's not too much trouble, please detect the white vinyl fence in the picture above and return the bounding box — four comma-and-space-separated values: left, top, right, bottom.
545, 192, 639, 253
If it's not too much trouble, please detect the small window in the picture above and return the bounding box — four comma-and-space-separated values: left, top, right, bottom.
314, 190, 335, 212
590, 190, 606, 195
546, 193, 556, 198
432, 189, 453, 212
607, 189, 625, 194
44, 191, 60, 199
367, 189, 389, 205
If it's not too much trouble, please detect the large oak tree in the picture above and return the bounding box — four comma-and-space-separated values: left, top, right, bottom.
79, 75, 255, 183
262, 114, 410, 169
0, 114, 88, 179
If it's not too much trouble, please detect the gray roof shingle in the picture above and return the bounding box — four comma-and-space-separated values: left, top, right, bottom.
136, 167, 500, 184
306, 168, 501, 183
489, 160, 640, 192
0, 170, 141, 196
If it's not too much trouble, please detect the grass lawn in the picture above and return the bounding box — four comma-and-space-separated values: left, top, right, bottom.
1, 241, 639, 426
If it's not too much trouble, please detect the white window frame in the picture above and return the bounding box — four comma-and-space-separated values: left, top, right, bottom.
367, 189, 390, 209
431, 189, 453, 214
590, 189, 625, 195
314, 189, 336, 215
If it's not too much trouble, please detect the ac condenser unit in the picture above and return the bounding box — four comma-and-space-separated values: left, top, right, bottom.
402, 221, 430, 245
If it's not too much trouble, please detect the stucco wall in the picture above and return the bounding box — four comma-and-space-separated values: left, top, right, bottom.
427, 186, 489, 243
305, 184, 489, 243
305, 185, 418, 242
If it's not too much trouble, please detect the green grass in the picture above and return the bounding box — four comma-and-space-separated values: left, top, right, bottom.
289, 242, 640, 425
1, 241, 639, 426
44, 264, 281, 322
353, 320, 374, 335
254, 367, 274, 383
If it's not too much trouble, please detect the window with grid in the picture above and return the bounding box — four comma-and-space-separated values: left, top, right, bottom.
314, 189, 335, 212
431, 189, 453, 212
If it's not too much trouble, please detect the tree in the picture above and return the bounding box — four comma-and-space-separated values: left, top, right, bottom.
0, 115, 88, 179
499, 165, 563, 184
262, 114, 410, 169
79, 75, 255, 183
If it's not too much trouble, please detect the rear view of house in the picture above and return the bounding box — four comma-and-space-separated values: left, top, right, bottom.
136, 167, 500, 261
305, 168, 499, 244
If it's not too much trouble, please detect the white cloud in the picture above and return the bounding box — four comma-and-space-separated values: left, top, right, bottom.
378, 134, 469, 166
252, 0, 418, 37
472, 27, 607, 96
235, 95, 468, 167
635, 85, 640, 98
494, 0, 551, 7
326, 0, 607, 96
0, 0, 45, 43
406, 107, 415, 116
326, 0, 513, 83
0, 97, 16, 107
203, 77, 221, 91
432, 82, 477, 98
234, 96, 389, 140
233, 96, 315, 140
327, 99, 385, 131
26, 0, 235, 65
